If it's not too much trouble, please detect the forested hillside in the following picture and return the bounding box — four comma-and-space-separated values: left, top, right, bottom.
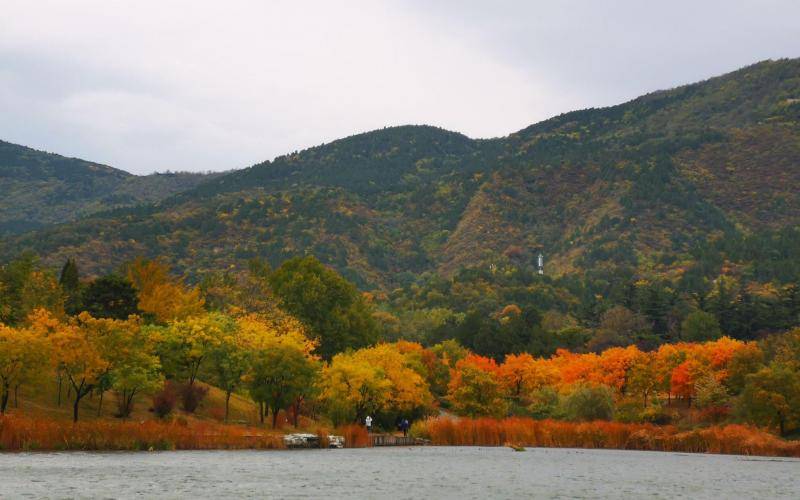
4, 55, 800, 442
0, 141, 217, 235
5, 59, 799, 284
2, 58, 800, 353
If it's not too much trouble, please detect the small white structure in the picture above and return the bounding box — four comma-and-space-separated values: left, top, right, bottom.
537, 252, 544, 275
283, 433, 345, 449
283, 433, 319, 448
327, 435, 345, 448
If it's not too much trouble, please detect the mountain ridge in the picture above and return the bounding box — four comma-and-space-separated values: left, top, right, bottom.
2, 58, 799, 292
0, 140, 221, 235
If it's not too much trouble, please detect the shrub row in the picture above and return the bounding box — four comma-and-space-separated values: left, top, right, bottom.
411, 416, 800, 457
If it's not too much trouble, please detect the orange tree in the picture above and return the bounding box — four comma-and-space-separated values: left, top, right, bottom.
447, 354, 508, 417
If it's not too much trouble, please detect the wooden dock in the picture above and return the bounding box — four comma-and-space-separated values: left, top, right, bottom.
370, 434, 423, 446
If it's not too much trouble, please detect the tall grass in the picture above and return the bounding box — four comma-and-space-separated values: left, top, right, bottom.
0, 415, 284, 451
312, 424, 371, 448
411, 417, 800, 457
333, 424, 370, 447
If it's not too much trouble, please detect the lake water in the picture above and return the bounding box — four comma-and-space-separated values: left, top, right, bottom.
1, 447, 798, 499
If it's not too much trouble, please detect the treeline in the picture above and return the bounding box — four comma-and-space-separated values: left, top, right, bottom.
1, 252, 799, 437
0, 254, 376, 423
380, 258, 800, 359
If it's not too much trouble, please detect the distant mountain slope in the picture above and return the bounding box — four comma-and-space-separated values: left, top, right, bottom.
3, 58, 799, 288
0, 141, 218, 235
439, 59, 800, 279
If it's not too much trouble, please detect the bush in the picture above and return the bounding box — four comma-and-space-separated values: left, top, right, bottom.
561, 385, 614, 422
639, 405, 674, 425
152, 382, 178, 419
698, 405, 730, 424
527, 387, 561, 419
179, 383, 209, 413
615, 399, 673, 424
614, 399, 646, 423
695, 375, 730, 409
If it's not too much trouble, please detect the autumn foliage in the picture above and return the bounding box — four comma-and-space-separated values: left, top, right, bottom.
412, 417, 800, 457
0, 414, 284, 451
1, 252, 799, 454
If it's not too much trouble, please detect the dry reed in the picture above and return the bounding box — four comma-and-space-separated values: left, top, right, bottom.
0, 415, 284, 451
411, 417, 800, 457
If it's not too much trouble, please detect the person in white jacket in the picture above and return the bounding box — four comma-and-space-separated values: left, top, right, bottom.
365, 415, 373, 433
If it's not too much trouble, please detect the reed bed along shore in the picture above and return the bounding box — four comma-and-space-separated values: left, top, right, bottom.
4, 414, 798, 457
327, 424, 370, 448
0, 415, 286, 451
411, 417, 800, 457
0, 415, 374, 452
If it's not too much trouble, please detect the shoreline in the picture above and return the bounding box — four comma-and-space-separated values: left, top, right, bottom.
2, 415, 798, 457
3, 445, 800, 460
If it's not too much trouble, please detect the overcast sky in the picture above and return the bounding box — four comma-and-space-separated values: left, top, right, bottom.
1, 1, 799, 175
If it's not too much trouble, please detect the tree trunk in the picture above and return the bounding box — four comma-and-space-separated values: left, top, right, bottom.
97, 390, 104, 417
259, 402, 265, 424
118, 389, 137, 418
292, 400, 300, 428
0, 383, 9, 414
127, 389, 137, 417
57, 376, 62, 407
271, 406, 279, 429
71, 381, 92, 423
225, 390, 231, 423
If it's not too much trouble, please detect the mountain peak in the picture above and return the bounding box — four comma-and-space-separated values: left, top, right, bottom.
4, 59, 800, 288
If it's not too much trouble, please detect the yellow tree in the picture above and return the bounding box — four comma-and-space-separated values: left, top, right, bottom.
46, 312, 110, 422
209, 332, 250, 422
320, 353, 392, 426
83, 315, 162, 418
627, 352, 659, 407
425, 340, 469, 398
156, 313, 233, 388
738, 363, 800, 436
127, 258, 204, 323
352, 344, 434, 418
0, 324, 49, 413
247, 340, 320, 428
240, 314, 319, 427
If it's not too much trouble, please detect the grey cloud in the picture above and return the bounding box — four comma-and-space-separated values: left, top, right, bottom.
1, 0, 798, 174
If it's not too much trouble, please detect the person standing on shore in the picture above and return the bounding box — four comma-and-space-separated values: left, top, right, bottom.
365, 415, 373, 433
401, 419, 409, 437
